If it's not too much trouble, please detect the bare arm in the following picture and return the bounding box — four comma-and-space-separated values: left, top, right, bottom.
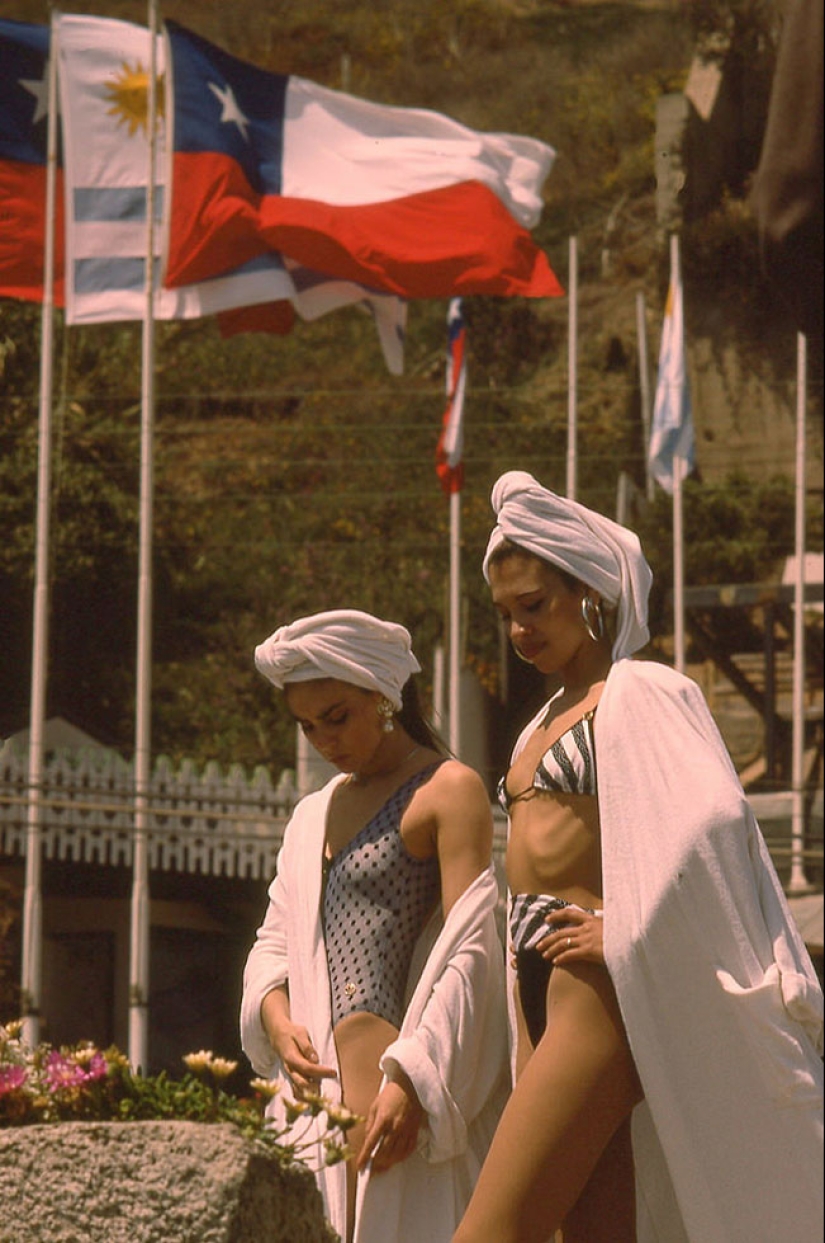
358, 763, 497, 1172
432, 760, 495, 916
260, 984, 338, 1097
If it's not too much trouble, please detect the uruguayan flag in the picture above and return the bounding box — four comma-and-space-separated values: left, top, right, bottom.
57, 14, 294, 324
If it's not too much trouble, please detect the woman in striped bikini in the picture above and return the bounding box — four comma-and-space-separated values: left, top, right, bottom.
453, 472, 646, 1243
454, 472, 823, 1243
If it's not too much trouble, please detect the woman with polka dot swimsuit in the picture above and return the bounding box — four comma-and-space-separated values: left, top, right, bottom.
241, 610, 508, 1243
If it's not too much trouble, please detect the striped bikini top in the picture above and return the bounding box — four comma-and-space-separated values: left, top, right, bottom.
497, 708, 597, 813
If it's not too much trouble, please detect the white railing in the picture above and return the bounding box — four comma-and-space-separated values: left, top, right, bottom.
2, 747, 821, 890
0, 747, 299, 880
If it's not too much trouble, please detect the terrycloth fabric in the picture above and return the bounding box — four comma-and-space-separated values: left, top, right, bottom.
240, 776, 509, 1243
578, 659, 821, 1241
502, 662, 823, 1237
482, 470, 652, 659
254, 609, 421, 710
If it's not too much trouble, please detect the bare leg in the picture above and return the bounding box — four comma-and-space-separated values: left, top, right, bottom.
453, 962, 641, 1243
562, 1115, 636, 1243
334, 1013, 399, 1243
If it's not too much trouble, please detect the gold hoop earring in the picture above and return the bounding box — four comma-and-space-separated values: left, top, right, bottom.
377, 698, 396, 732
512, 644, 535, 664
581, 596, 605, 643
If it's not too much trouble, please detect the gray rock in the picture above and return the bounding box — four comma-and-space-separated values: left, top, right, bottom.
0, 1121, 339, 1243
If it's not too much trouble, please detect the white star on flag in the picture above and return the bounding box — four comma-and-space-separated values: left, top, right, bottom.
208, 80, 250, 140
21, 67, 51, 125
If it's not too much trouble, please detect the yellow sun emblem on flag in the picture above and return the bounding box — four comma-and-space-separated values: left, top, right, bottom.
103, 61, 165, 136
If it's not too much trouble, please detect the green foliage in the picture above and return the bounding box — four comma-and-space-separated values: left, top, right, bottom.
636, 471, 821, 641
0, 1024, 356, 1168
1, 0, 807, 775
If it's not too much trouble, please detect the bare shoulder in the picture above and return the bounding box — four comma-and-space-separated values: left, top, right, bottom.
418, 757, 491, 818
432, 756, 489, 794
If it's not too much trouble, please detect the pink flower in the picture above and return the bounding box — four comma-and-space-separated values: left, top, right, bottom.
84, 1052, 108, 1082
0, 1065, 28, 1095
44, 1051, 87, 1092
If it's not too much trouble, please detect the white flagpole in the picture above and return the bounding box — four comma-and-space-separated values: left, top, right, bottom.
566, 235, 578, 500
129, 0, 159, 1071
670, 234, 686, 675
21, 20, 59, 1050
635, 291, 654, 501
789, 332, 809, 894
432, 643, 445, 737
448, 488, 462, 759
673, 448, 686, 673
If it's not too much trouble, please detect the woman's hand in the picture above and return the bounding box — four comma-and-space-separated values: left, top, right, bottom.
356, 1073, 424, 1174
261, 988, 337, 1097
537, 905, 605, 966
273, 1022, 338, 1098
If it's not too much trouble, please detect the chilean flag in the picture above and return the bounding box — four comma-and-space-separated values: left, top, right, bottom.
0, 19, 64, 305
436, 298, 467, 496
164, 21, 563, 301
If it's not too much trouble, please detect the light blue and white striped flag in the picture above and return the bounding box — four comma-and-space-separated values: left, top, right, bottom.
57, 14, 295, 324
648, 254, 695, 493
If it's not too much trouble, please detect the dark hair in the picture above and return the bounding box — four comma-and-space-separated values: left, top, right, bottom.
398, 677, 449, 755
487, 537, 583, 594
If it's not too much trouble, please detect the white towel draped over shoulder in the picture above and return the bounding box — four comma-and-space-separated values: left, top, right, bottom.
240, 775, 509, 1243
595, 659, 823, 1243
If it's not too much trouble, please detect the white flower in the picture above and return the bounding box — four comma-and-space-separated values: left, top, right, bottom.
250, 1077, 281, 1099
183, 1050, 214, 1073
208, 1057, 238, 1081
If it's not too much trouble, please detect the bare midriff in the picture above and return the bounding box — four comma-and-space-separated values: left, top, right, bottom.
505, 791, 603, 909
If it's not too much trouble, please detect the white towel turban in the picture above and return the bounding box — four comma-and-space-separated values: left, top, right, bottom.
482, 470, 653, 659
254, 609, 421, 710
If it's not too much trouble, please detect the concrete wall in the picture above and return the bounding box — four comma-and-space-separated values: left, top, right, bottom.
0, 1121, 338, 1243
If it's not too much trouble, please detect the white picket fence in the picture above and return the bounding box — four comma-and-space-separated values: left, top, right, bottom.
0, 747, 299, 880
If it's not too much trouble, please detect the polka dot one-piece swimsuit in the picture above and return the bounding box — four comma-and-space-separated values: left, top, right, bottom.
322, 764, 442, 1030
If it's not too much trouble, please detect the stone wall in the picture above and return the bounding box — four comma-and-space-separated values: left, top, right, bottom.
0, 1121, 339, 1243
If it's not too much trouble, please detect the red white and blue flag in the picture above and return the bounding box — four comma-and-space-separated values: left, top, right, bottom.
164, 21, 562, 301
0, 18, 64, 305
1, 15, 406, 372
436, 298, 467, 496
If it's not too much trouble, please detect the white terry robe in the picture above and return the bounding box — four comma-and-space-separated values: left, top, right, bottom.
567, 658, 822, 1242
506, 660, 823, 1239
505, 659, 823, 1240
240, 773, 509, 1243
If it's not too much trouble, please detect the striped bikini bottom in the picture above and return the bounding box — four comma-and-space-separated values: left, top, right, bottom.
510, 893, 602, 1047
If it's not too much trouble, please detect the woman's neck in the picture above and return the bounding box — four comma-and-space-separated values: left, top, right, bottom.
350, 732, 425, 786
558, 645, 613, 700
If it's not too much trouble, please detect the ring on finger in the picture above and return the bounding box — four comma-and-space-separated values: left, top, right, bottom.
566, 936, 572, 948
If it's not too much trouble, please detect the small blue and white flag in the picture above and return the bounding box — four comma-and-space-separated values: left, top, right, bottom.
649, 255, 695, 493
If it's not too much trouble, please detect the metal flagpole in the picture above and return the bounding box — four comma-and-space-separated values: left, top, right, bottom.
448, 489, 461, 758
21, 18, 60, 1049
788, 332, 809, 894
128, 0, 159, 1071
673, 447, 686, 673
432, 643, 445, 738
635, 291, 654, 501
566, 235, 578, 500
670, 234, 686, 675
